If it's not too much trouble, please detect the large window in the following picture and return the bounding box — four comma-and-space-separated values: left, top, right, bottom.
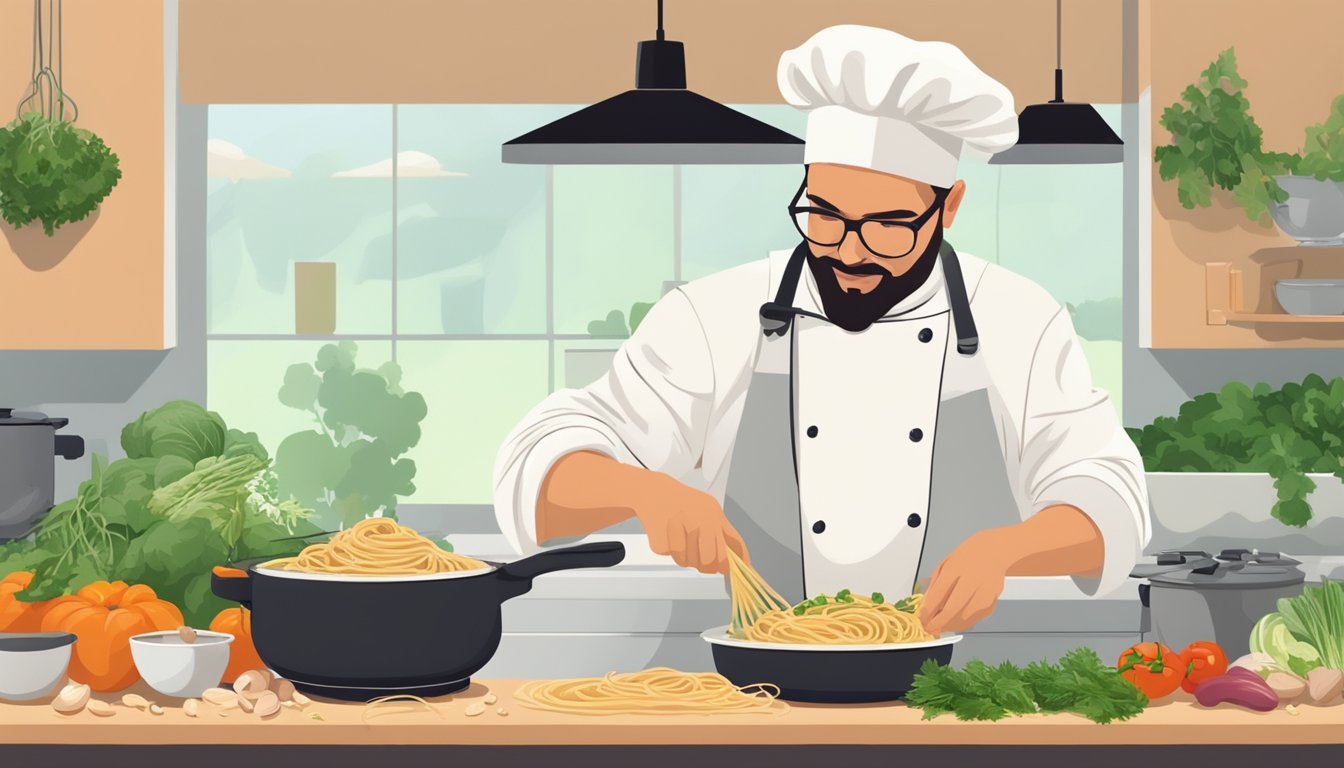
204, 104, 1124, 507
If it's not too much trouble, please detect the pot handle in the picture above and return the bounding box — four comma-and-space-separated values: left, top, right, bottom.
211, 564, 254, 609
496, 541, 625, 600
55, 434, 84, 460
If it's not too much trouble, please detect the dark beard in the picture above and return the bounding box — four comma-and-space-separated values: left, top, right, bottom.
805, 226, 943, 332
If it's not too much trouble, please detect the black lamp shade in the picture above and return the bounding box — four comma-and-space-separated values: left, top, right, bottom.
502, 89, 805, 164
989, 103, 1124, 165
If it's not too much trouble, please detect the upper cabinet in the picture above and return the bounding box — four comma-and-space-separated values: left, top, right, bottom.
1144, 0, 1344, 348
0, 0, 174, 350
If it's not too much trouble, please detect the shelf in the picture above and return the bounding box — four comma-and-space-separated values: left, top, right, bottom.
1205, 262, 1344, 326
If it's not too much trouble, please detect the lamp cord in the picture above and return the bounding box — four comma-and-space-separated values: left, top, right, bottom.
656, 0, 664, 41
1051, 0, 1065, 103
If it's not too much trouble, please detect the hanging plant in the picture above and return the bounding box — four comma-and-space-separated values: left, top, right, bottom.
0, 0, 121, 236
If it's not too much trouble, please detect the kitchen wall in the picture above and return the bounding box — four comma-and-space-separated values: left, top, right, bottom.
0, 0, 173, 349
11, 0, 1344, 504
2, 102, 207, 501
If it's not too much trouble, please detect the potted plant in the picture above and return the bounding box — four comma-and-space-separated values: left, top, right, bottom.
1129, 374, 1344, 556
1156, 48, 1344, 243
563, 300, 655, 389
1270, 95, 1344, 246
0, 5, 121, 237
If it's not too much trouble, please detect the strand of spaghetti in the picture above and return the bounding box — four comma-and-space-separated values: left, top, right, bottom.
514, 668, 785, 715
362, 694, 445, 722
726, 546, 934, 645
262, 518, 488, 575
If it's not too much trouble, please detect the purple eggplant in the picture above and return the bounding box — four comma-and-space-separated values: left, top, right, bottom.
1194, 667, 1279, 712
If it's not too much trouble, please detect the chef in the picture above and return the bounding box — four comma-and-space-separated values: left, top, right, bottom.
493, 24, 1150, 634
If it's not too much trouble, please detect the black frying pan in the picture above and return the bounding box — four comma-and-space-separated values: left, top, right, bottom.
211, 541, 625, 701
701, 625, 962, 703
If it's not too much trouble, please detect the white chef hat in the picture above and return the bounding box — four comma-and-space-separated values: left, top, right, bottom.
777, 24, 1019, 188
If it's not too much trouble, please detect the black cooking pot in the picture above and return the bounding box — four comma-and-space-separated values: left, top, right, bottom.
0, 408, 84, 540
211, 541, 624, 701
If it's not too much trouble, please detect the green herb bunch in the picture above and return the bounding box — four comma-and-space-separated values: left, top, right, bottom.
1154, 48, 1297, 222
1296, 95, 1344, 181
905, 648, 1148, 724
1127, 374, 1344, 527
0, 401, 321, 626
0, 112, 121, 235
275, 341, 428, 530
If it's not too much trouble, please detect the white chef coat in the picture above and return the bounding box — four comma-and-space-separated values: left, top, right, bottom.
492, 248, 1151, 598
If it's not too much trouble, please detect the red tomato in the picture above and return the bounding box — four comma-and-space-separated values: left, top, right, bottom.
1178, 641, 1229, 693
1117, 642, 1184, 700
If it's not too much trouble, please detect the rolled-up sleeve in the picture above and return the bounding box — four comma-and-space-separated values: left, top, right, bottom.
1018, 307, 1151, 596
492, 289, 716, 555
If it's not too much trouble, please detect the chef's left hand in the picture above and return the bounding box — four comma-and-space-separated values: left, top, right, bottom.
919, 529, 1012, 635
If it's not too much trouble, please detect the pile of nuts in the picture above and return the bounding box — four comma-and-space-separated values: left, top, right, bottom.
198, 669, 312, 720
49, 668, 311, 720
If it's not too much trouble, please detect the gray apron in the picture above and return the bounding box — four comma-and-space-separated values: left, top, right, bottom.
721, 241, 1021, 604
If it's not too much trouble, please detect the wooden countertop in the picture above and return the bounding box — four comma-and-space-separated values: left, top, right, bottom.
1, 680, 1341, 746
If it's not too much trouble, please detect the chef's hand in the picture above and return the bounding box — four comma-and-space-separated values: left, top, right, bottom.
633, 474, 749, 575
919, 529, 1012, 635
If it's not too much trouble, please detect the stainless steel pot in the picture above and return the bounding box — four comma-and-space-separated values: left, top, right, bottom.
1132, 549, 1306, 660
0, 409, 84, 540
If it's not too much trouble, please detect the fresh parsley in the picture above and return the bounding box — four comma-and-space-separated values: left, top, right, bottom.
1127, 374, 1344, 527
905, 648, 1148, 724
1154, 48, 1296, 223
0, 112, 121, 236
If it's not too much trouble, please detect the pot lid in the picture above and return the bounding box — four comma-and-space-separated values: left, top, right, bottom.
1132, 548, 1305, 589
0, 408, 68, 428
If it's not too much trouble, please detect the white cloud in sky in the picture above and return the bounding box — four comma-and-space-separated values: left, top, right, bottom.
332, 150, 468, 178
207, 139, 291, 181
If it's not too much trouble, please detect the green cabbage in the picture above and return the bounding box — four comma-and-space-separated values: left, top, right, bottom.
1250, 612, 1323, 677
121, 400, 227, 465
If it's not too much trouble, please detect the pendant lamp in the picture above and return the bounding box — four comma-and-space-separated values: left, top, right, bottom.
990, 0, 1123, 165
501, 0, 804, 164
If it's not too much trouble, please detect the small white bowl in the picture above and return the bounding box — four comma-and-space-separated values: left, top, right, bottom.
0, 632, 76, 701
130, 630, 233, 698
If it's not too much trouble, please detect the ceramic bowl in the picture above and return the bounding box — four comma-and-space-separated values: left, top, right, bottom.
1271, 177, 1344, 246
1275, 279, 1344, 315
0, 632, 76, 701
130, 630, 233, 698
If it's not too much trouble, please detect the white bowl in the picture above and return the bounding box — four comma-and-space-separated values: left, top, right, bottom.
0, 632, 76, 701
130, 630, 233, 698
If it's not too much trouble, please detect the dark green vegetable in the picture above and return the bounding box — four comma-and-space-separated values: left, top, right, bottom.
1128, 375, 1344, 527
906, 648, 1149, 724
871, 592, 884, 604
0, 112, 121, 235
0, 402, 321, 626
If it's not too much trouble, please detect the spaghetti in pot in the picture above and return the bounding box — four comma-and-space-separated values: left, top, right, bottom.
514, 668, 784, 715
727, 549, 934, 645
261, 517, 488, 576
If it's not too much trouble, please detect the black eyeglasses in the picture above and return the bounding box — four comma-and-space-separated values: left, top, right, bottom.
788, 181, 948, 259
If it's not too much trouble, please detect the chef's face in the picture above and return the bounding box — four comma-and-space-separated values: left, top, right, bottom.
804, 163, 967, 295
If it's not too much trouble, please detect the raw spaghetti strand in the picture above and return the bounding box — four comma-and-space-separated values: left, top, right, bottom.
261, 517, 488, 576
362, 694, 445, 722
726, 548, 791, 638
514, 668, 785, 715
727, 546, 934, 645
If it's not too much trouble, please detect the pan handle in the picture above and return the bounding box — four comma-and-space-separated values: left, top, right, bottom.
495, 541, 625, 601
211, 564, 255, 609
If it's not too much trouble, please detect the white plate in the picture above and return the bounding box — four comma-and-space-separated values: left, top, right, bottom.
253, 564, 497, 583
700, 625, 963, 653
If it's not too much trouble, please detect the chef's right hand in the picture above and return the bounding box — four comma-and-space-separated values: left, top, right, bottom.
633, 474, 749, 575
